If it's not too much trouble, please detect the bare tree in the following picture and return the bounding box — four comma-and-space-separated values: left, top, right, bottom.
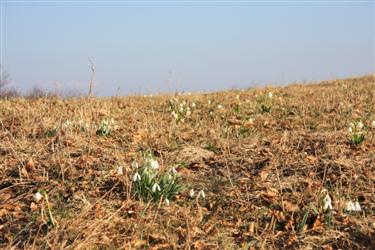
88, 58, 95, 96
0, 65, 10, 91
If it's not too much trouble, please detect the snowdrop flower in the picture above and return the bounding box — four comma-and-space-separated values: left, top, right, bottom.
208, 100, 212, 105
322, 193, 333, 211
168, 174, 173, 180
354, 201, 361, 211
116, 166, 123, 175
357, 121, 364, 130
170, 167, 177, 174
236, 95, 240, 100
217, 104, 223, 109
33, 192, 43, 202
345, 201, 356, 212
197, 190, 206, 199
191, 102, 196, 108
348, 127, 353, 133
133, 172, 141, 182
131, 161, 139, 169
268, 92, 273, 98
152, 183, 161, 193
62, 120, 72, 129
372, 120, 375, 128
186, 110, 191, 116
179, 107, 184, 112
189, 188, 195, 198
165, 198, 170, 206
150, 159, 159, 169
248, 118, 254, 124
172, 111, 178, 119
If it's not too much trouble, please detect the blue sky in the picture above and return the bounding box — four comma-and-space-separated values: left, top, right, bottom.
1, 1, 374, 96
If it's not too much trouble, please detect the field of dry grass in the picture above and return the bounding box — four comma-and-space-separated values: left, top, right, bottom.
1, 75, 375, 249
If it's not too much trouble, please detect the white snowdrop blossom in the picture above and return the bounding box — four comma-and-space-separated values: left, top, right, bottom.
172, 111, 178, 119
150, 159, 159, 169
217, 104, 223, 109
208, 100, 212, 105
131, 161, 139, 169
116, 166, 123, 175
133, 172, 141, 182
152, 183, 161, 193
62, 120, 72, 129
236, 95, 240, 100
170, 167, 177, 174
348, 127, 353, 133
345, 201, 356, 212
186, 110, 191, 116
179, 107, 184, 112
191, 102, 196, 108
268, 92, 273, 98
323, 193, 333, 211
33, 192, 43, 202
197, 190, 206, 199
189, 188, 195, 198
372, 120, 375, 128
354, 201, 361, 211
165, 198, 170, 206
248, 118, 254, 124
357, 121, 364, 130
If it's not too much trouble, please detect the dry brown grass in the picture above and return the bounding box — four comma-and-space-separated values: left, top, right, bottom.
1, 75, 375, 249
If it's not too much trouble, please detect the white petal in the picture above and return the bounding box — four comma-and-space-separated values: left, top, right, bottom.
198, 190, 206, 199
149, 159, 159, 169
131, 161, 139, 169
345, 201, 355, 212
323, 194, 333, 211
133, 172, 141, 182
354, 201, 361, 212
357, 122, 364, 129
152, 183, 161, 193
116, 166, 123, 175
33, 192, 43, 202
189, 189, 195, 198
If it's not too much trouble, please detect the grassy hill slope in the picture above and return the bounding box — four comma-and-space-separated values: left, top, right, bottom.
1, 75, 375, 249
